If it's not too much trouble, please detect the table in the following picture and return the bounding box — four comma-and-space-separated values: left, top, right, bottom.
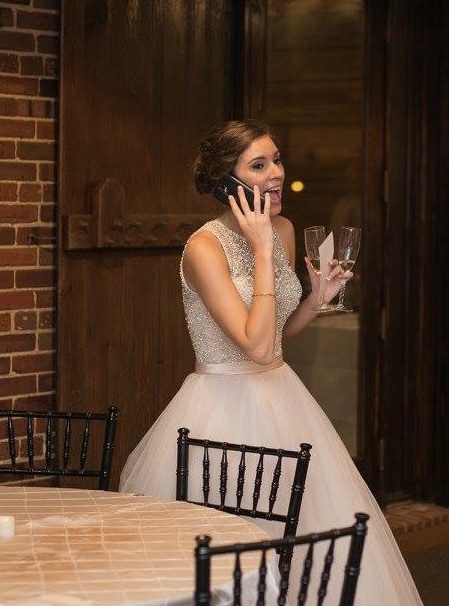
0, 486, 276, 606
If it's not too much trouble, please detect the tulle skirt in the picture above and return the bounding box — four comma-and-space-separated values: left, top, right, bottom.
120, 360, 423, 605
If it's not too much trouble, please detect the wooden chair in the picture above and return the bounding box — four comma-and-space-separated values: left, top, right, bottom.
176, 427, 312, 574
0, 405, 118, 490
194, 512, 369, 606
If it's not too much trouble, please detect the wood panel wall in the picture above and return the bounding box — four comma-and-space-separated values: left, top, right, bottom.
266, 1, 364, 220
266, 0, 364, 308
58, 0, 235, 489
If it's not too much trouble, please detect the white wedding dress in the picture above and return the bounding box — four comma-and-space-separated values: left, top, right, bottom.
120, 219, 423, 605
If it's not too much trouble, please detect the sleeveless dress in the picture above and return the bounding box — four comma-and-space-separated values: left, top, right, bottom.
120, 219, 423, 605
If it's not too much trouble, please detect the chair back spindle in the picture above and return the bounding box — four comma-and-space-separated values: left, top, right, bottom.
6, 416, 16, 467
26, 414, 34, 468
62, 416, 71, 469
236, 449, 246, 510
79, 414, 91, 471
219, 448, 228, 507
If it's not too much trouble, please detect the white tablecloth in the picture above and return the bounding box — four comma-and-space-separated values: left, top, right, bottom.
0, 486, 277, 606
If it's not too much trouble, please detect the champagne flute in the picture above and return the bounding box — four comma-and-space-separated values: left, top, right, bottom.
304, 226, 335, 313
334, 226, 362, 312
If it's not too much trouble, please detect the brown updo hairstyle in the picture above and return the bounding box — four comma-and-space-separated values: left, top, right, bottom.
193, 119, 276, 195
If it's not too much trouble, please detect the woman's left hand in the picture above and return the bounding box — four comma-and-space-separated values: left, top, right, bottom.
304, 257, 353, 305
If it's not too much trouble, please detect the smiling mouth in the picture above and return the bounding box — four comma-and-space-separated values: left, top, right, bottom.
263, 187, 282, 203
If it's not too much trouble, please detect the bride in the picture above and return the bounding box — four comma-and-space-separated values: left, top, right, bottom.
120, 119, 423, 605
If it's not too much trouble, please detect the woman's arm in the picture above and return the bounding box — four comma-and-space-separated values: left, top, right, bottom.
183, 187, 278, 365
274, 217, 352, 338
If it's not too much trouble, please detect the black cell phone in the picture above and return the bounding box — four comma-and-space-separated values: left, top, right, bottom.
213, 174, 260, 211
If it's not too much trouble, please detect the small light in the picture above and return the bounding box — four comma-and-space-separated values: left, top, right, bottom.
291, 180, 305, 193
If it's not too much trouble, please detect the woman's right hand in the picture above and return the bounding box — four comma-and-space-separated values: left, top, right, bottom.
228, 185, 274, 256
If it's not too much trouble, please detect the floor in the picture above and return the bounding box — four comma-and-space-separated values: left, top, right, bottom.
385, 501, 449, 606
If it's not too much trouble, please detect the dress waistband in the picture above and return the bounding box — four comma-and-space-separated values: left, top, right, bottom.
195, 355, 284, 375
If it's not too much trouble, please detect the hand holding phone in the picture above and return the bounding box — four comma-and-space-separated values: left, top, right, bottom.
213, 174, 261, 211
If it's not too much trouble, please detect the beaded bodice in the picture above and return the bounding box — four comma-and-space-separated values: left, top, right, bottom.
180, 219, 302, 364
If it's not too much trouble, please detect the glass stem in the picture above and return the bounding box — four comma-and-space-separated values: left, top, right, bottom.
337, 282, 346, 308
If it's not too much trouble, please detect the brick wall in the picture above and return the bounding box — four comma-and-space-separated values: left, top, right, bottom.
0, 0, 59, 430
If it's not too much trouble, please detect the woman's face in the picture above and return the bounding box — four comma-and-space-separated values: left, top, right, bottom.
233, 135, 285, 215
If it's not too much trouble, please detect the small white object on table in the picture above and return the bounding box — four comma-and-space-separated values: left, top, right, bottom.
0, 486, 276, 606
0, 515, 14, 539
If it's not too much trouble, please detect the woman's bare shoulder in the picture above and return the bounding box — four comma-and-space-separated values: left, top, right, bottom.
183, 228, 229, 284
184, 228, 223, 258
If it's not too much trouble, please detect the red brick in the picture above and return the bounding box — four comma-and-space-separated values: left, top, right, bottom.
30, 99, 55, 118
0, 374, 36, 396
42, 183, 55, 202
0, 140, 15, 159
44, 57, 58, 78
0, 270, 14, 289
36, 35, 58, 55
0, 227, 15, 245
38, 163, 55, 182
17, 10, 59, 32
14, 310, 37, 331
0, 290, 35, 311
16, 394, 55, 411
38, 309, 54, 329
18, 183, 42, 203
0, 31, 35, 52
0, 332, 35, 353
17, 226, 54, 245
37, 120, 55, 140
40, 203, 55, 222
0, 162, 37, 181
38, 247, 55, 267
0, 98, 23, 119
0, 356, 10, 375
35, 289, 55, 308
0, 8, 14, 28
12, 352, 55, 373
0, 52, 19, 73
0, 75, 38, 95
0, 313, 11, 332
34, 0, 59, 10
1, 0, 29, 6
0, 183, 17, 201
39, 78, 57, 97
0, 98, 54, 119
16, 268, 54, 288
0, 247, 37, 266
38, 331, 55, 350
20, 55, 43, 76
16, 229, 34, 245
0, 118, 35, 138
0, 203, 38, 222
38, 371, 55, 392
17, 141, 55, 161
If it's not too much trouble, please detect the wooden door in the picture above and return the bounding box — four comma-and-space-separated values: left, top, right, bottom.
363, 0, 449, 504
57, 0, 240, 490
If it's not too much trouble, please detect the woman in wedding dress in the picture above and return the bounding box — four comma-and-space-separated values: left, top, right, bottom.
120, 119, 423, 604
